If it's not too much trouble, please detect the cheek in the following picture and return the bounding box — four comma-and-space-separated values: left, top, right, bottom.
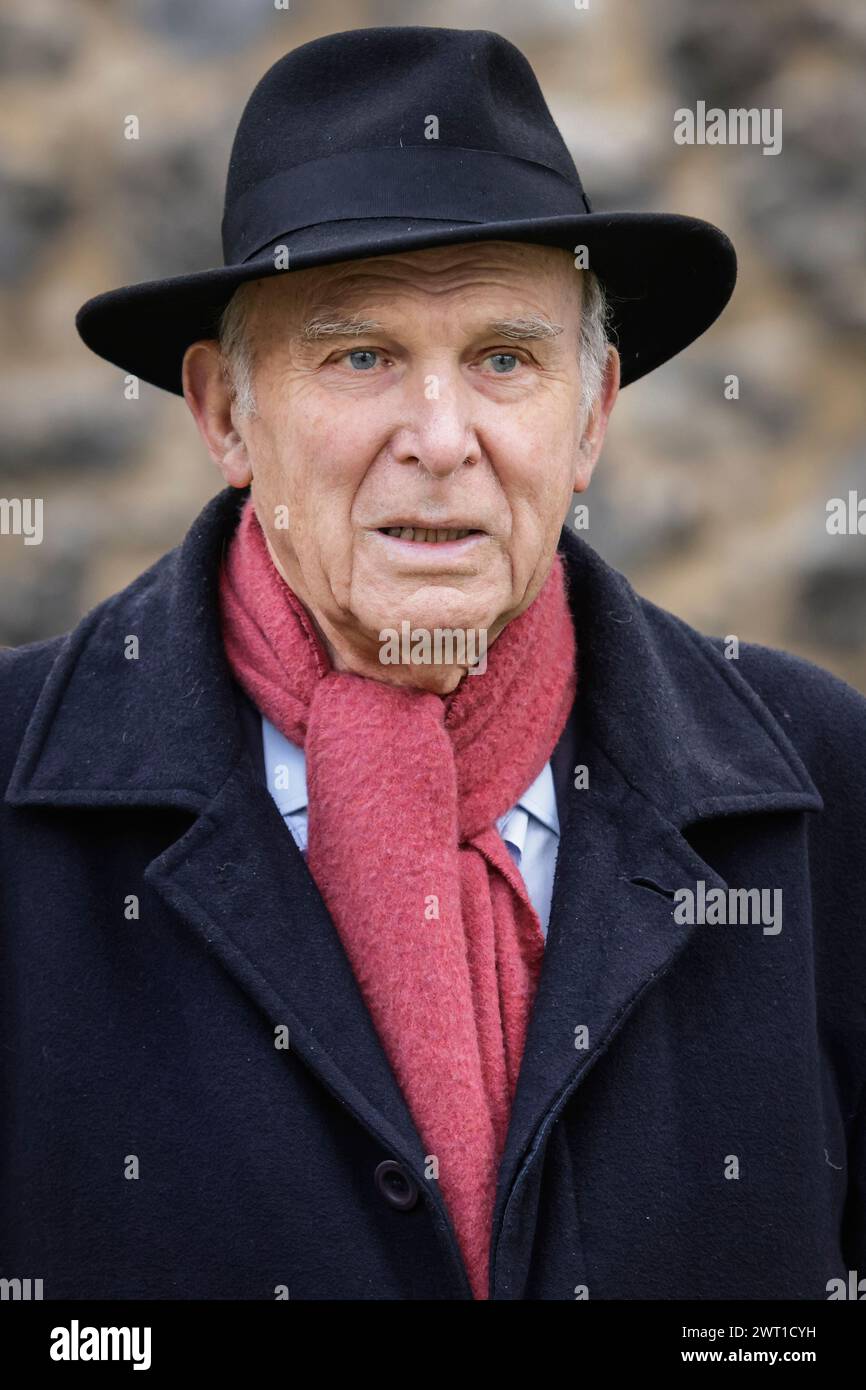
278, 412, 376, 585
499, 391, 579, 474
260, 399, 361, 518
504, 445, 575, 529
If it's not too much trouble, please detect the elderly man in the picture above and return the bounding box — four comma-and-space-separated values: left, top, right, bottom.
1, 27, 864, 1304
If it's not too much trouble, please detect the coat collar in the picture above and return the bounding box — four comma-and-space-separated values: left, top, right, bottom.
6, 487, 248, 812
4, 484, 824, 1298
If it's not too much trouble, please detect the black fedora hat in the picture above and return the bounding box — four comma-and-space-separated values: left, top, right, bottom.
75, 26, 737, 395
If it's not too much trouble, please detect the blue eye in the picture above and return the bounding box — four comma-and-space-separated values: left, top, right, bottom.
488, 353, 519, 373
347, 349, 378, 370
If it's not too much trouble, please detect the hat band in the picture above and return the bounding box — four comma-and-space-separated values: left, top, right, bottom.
221, 145, 589, 264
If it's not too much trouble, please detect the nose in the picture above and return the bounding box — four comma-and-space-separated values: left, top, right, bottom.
391, 372, 479, 478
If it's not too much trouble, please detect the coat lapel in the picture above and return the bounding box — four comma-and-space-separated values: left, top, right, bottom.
489, 524, 824, 1296
142, 751, 434, 1170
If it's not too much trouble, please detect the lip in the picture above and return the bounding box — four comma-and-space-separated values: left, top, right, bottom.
373, 521, 487, 535
370, 527, 488, 557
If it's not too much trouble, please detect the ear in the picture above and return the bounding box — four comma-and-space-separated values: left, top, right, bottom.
573, 345, 620, 493
181, 339, 252, 488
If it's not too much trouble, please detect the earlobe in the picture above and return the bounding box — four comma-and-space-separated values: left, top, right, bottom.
222, 434, 253, 489
572, 432, 595, 492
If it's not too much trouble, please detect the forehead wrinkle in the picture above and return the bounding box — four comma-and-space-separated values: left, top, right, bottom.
294, 243, 571, 305
316, 269, 546, 302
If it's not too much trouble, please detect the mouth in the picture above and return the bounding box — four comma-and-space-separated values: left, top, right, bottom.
375, 525, 486, 544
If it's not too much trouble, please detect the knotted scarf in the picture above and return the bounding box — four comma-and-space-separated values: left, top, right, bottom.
218, 495, 577, 1298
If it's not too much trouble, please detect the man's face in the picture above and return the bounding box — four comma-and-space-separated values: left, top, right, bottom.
186, 240, 617, 690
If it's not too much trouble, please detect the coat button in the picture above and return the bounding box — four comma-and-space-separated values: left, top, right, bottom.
374, 1159, 419, 1211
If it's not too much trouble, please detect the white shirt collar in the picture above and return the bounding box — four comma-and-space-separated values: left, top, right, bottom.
261, 713, 559, 842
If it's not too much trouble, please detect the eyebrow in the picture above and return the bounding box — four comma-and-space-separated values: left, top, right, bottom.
299, 312, 564, 342
302, 314, 382, 340
486, 315, 564, 341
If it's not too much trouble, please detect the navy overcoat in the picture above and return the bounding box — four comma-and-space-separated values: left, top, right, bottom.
1, 485, 864, 1300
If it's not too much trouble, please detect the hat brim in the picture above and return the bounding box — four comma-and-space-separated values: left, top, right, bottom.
75, 211, 736, 394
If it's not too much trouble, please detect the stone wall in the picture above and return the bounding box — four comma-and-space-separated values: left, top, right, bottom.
1, 0, 864, 688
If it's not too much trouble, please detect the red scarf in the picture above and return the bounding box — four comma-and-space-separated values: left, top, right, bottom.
218, 495, 577, 1298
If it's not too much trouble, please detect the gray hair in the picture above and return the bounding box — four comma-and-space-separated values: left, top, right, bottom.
217, 266, 612, 423
576, 270, 613, 421
217, 283, 259, 417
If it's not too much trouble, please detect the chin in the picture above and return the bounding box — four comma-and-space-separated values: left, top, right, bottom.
372, 597, 497, 639
390, 574, 502, 618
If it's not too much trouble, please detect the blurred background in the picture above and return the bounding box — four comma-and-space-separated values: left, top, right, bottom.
1, 0, 864, 687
